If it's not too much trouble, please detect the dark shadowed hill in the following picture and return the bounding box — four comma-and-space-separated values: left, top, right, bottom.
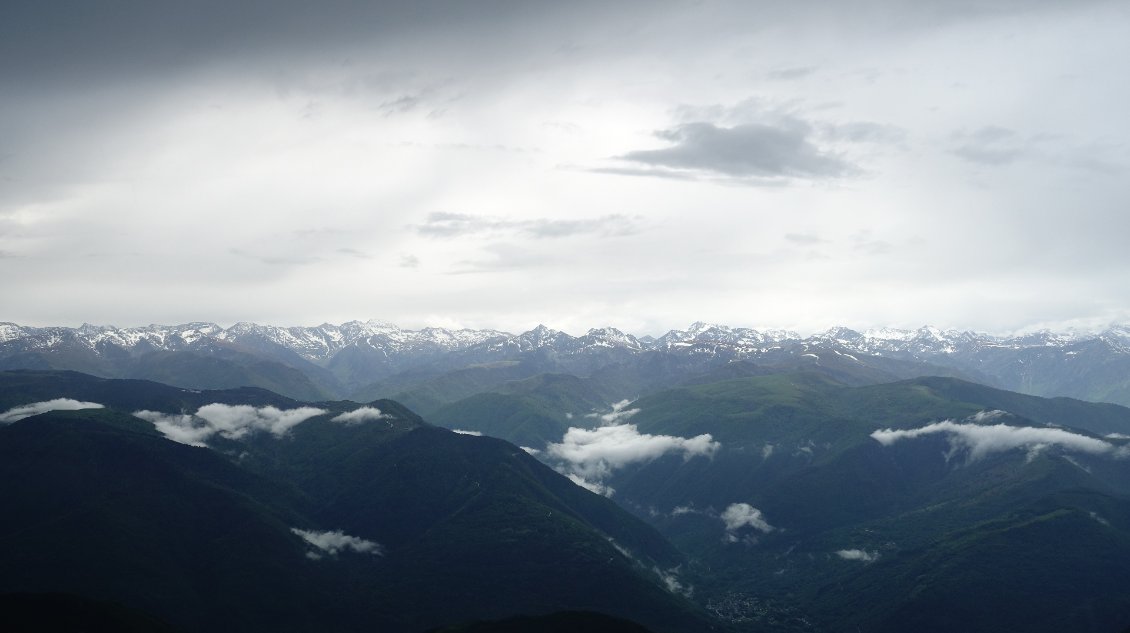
0, 371, 713, 633
425, 610, 654, 633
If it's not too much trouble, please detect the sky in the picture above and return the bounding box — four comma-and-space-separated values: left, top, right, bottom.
2, 0, 1128, 336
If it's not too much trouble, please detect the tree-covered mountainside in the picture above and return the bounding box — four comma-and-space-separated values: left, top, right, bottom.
538, 373, 1130, 632
8, 368, 1130, 632
0, 371, 711, 633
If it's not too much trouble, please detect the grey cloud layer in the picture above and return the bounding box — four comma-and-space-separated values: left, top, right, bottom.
415, 212, 641, 239
619, 121, 855, 181
2, 0, 1127, 333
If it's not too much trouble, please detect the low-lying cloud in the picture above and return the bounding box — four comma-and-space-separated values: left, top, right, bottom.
585, 399, 640, 425
653, 565, 693, 598
871, 419, 1118, 462
452, 429, 482, 436
0, 398, 105, 423
835, 549, 879, 562
330, 406, 389, 424
721, 503, 775, 534
134, 404, 328, 446
547, 423, 720, 495
291, 528, 383, 559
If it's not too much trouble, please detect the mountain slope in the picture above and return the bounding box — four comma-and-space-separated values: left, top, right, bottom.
12, 320, 1130, 407
537, 373, 1130, 632
0, 371, 711, 633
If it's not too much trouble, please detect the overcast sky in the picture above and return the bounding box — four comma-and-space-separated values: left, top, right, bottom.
2, 0, 1127, 336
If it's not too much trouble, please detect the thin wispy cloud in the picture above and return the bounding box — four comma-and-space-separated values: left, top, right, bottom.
291, 528, 383, 560
950, 126, 1029, 165
871, 416, 1120, 462
414, 212, 642, 240
0, 398, 104, 423
767, 66, 817, 81
584, 399, 640, 425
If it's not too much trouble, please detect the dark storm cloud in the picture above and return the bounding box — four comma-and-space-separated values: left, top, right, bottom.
619, 121, 856, 180
0, 1, 519, 86
4, 1, 1105, 89
414, 212, 641, 239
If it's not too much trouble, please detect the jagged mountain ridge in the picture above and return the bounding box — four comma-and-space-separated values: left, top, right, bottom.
5, 320, 1130, 405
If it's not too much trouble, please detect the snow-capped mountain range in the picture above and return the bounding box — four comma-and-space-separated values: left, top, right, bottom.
4, 320, 1130, 407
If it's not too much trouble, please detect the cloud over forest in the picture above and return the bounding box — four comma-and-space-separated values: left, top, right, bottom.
871, 417, 1120, 462
835, 549, 879, 562
721, 503, 775, 535
0, 398, 105, 423
330, 406, 389, 424
547, 422, 720, 495
291, 528, 383, 559
134, 404, 328, 446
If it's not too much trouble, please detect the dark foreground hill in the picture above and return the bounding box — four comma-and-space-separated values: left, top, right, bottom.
0, 371, 711, 633
426, 610, 654, 633
0, 593, 187, 633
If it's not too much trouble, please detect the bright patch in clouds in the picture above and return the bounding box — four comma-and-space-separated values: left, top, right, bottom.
291, 528, 382, 559
871, 419, 1118, 462
547, 422, 720, 496
0, 398, 104, 423
134, 404, 327, 446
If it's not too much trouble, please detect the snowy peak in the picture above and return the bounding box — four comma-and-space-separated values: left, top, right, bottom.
6, 319, 1130, 374
815, 327, 865, 345
514, 325, 574, 350
578, 327, 642, 351
655, 322, 798, 352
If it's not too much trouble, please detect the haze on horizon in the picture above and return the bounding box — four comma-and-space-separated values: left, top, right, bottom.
2, 1, 1127, 336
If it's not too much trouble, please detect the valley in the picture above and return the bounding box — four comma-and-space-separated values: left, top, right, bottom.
5, 322, 1130, 631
